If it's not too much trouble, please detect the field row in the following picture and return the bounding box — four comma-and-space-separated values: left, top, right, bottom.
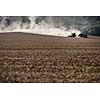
0, 49, 100, 82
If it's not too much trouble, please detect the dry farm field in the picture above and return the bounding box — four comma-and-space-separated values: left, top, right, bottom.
0, 32, 100, 82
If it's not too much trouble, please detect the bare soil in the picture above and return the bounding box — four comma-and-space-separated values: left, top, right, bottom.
0, 32, 100, 82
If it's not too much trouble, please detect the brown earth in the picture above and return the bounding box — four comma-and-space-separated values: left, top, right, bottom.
0, 32, 100, 83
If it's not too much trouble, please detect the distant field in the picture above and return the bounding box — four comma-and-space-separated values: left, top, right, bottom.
0, 32, 100, 82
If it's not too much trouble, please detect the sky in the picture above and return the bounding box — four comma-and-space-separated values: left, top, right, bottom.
0, 16, 100, 36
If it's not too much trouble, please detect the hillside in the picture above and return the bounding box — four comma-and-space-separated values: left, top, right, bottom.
0, 32, 100, 82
